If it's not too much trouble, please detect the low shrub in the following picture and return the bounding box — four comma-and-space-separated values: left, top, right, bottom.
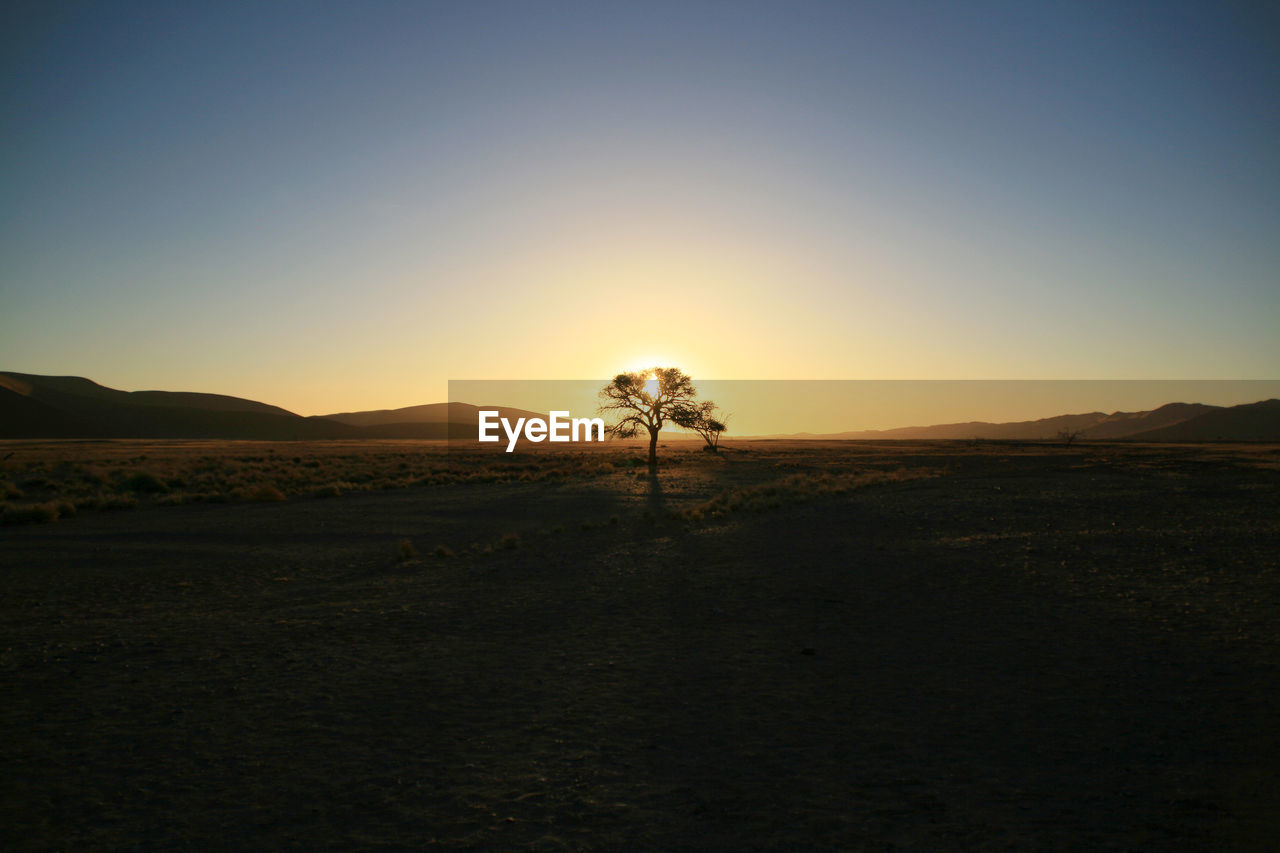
120, 471, 168, 494
236, 484, 286, 502
74, 466, 107, 486
0, 501, 60, 525
97, 493, 139, 511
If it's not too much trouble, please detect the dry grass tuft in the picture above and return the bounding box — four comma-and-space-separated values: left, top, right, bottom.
1, 501, 60, 525
236, 484, 286, 503
680, 467, 940, 524
120, 471, 169, 494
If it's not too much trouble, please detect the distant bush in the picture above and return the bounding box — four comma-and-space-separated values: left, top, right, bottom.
433, 544, 453, 558
236, 484, 286, 502
120, 471, 168, 494
74, 466, 107, 486
501, 532, 521, 550
0, 501, 61, 525
397, 539, 418, 561
96, 493, 139, 511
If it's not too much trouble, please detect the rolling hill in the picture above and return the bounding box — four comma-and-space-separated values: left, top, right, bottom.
0, 372, 544, 440
750, 400, 1279, 441
1077, 402, 1220, 439
323, 402, 544, 429
1123, 399, 1280, 441
816, 411, 1111, 441
3, 371, 1277, 441
0, 372, 357, 439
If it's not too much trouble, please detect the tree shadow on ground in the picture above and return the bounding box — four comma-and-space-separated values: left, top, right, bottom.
645, 470, 665, 515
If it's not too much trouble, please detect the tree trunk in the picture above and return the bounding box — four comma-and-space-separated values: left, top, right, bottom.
647, 427, 659, 469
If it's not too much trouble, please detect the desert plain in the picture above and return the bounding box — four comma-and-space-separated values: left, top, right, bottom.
1, 439, 1278, 850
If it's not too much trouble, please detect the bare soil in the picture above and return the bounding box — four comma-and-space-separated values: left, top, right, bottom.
2, 441, 1278, 850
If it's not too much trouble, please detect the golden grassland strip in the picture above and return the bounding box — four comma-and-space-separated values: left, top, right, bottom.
0, 443, 632, 524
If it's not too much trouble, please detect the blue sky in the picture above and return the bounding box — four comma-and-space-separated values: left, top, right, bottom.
2, 1, 1276, 414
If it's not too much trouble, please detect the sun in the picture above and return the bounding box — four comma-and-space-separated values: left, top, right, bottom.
623, 354, 679, 373
602, 349, 698, 378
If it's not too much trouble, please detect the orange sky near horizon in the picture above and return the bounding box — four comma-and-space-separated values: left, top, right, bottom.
449, 379, 1280, 436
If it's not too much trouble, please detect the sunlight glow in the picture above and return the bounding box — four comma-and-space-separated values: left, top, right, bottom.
627, 356, 668, 373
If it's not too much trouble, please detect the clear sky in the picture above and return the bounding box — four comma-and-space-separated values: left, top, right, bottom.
2, 1, 1277, 416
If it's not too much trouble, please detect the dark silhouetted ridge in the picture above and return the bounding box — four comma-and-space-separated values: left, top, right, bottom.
0, 372, 354, 439
0, 371, 543, 440
749, 400, 1276, 441
322, 402, 545, 437
1078, 402, 1219, 439
1124, 399, 1280, 441
5, 371, 1276, 441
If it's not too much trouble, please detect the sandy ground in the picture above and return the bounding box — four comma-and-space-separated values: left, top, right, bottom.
2, 442, 1278, 850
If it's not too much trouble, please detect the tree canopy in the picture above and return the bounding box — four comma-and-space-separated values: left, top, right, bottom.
673, 399, 729, 452
598, 367, 719, 469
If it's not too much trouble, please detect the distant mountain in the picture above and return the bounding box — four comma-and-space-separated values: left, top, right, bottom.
323, 402, 544, 428
0, 372, 294, 417
0, 384, 100, 437
1077, 402, 1219, 439
0, 372, 357, 439
750, 399, 1278, 441
1124, 399, 1280, 441
319, 402, 547, 440
4, 371, 1277, 442
822, 411, 1110, 441
0, 371, 545, 440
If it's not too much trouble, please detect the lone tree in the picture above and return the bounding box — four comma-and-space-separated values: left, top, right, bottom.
1056, 428, 1082, 448
674, 400, 729, 453
598, 367, 707, 470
